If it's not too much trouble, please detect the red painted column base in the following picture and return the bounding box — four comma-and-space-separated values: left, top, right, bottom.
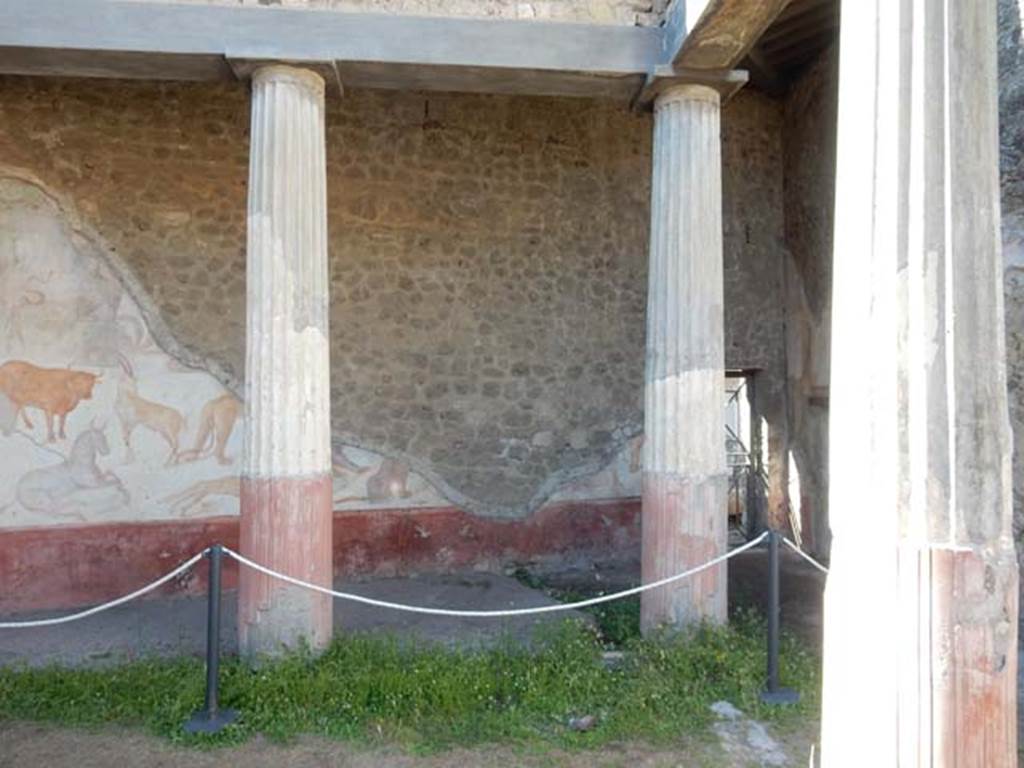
239, 474, 333, 658
896, 542, 1019, 764
640, 471, 727, 633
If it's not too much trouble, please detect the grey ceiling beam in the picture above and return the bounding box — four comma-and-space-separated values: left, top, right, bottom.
0, 0, 662, 100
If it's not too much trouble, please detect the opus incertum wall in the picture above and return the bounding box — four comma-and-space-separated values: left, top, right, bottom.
0, 74, 789, 612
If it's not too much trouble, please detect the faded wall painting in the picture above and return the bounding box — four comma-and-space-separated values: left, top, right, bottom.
0, 176, 245, 527
332, 448, 447, 509
328, 435, 642, 513
547, 435, 642, 503
0, 174, 641, 530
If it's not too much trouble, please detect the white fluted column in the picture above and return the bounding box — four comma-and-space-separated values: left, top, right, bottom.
821, 1, 1017, 763
640, 84, 728, 633
238, 65, 333, 658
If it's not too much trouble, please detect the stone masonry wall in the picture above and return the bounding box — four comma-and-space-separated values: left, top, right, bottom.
129, 0, 669, 26
999, 0, 1024, 549
0, 75, 787, 519
721, 90, 790, 531
782, 46, 837, 559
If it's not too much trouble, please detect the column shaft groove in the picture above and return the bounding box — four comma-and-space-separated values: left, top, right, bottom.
641, 85, 728, 632
239, 65, 333, 658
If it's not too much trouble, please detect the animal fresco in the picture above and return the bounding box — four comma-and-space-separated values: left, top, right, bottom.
0, 360, 99, 442
333, 458, 412, 504
331, 451, 444, 508
175, 394, 241, 466
14, 426, 128, 521
0, 175, 247, 528
332, 446, 371, 476
163, 475, 240, 517
115, 355, 186, 466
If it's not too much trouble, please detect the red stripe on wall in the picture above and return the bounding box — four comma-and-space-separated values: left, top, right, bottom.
0, 499, 640, 614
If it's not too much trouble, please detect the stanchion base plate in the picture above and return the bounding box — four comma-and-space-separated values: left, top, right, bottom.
760, 688, 800, 705
184, 708, 239, 734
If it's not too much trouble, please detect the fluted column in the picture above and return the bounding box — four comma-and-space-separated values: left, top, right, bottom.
238, 65, 333, 658
641, 84, 727, 633
821, 1, 1017, 764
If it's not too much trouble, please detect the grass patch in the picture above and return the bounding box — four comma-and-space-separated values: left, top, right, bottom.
0, 615, 818, 752
508, 567, 642, 647
556, 591, 642, 647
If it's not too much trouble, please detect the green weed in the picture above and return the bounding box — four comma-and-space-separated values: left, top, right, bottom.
0, 616, 818, 752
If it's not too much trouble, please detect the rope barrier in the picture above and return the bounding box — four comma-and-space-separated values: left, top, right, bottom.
0, 528, 819, 731
0, 550, 207, 629
0, 529, 830, 630
781, 536, 829, 574
222, 531, 770, 619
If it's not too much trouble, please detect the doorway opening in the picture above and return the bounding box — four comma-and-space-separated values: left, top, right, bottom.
725, 371, 767, 542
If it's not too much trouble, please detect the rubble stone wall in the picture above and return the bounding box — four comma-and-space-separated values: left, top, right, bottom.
0, 76, 788, 518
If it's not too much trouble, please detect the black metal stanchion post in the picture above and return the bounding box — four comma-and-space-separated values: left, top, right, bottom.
185, 544, 238, 733
760, 530, 799, 705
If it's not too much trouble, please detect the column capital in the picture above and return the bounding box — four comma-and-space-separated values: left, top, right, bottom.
229, 58, 343, 96
252, 64, 326, 96
632, 66, 746, 112
654, 83, 720, 112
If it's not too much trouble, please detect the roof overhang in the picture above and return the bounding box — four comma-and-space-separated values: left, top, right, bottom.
0, 0, 661, 101
0, 0, 786, 104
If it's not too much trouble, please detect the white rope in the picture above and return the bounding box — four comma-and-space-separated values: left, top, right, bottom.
781, 537, 829, 575
0, 530, 794, 628
223, 531, 770, 619
0, 550, 207, 629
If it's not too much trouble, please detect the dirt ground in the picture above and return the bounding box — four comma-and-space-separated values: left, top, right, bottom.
0, 720, 820, 768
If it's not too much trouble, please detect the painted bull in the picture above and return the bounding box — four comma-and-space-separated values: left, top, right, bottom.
0, 360, 100, 442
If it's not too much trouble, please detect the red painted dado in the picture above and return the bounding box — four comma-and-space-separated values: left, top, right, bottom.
640, 472, 725, 631
0, 516, 240, 615
0, 498, 641, 614
330, 497, 640, 578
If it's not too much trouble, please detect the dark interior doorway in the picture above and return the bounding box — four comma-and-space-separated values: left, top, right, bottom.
725, 371, 767, 541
